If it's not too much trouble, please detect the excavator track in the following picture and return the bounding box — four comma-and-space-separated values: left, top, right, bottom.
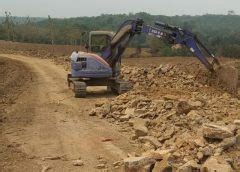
73, 81, 87, 98
108, 79, 132, 95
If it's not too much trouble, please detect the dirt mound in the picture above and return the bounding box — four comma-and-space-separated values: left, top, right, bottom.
90, 64, 240, 171
0, 56, 38, 171
0, 41, 82, 59
0, 57, 31, 107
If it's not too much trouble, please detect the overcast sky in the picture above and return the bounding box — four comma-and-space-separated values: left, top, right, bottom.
0, 0, 239, 18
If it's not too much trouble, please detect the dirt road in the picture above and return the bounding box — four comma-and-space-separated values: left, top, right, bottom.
0, 54, 136, 172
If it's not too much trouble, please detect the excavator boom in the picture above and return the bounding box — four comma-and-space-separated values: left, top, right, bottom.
102, 19, 219, 73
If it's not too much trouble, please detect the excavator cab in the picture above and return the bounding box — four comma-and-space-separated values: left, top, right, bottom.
88, 31, 115, 55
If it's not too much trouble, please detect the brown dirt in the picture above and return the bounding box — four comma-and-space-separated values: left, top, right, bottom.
0, 57, 40, 172
0, 40, 84, 58
94, 62, 240, 171
0, 41, 149, 59
0, 54, 138, 172
0, 41, 240, 171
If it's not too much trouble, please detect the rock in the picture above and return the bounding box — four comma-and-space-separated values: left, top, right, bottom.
236, 134, 240, 146
227, 124, 237, 134
113, 161, 123, 167
100, 104, 111, 117
234, 119, 240, 126
131, 119, 149, 137
142, 164, 155, 172
177, 101, 192, 114
147, 73, 154, 80
152, 158, 173, 172
43, 156, 62, 160
163, 95, 178, 101
72, 159, 84, 166
41, 165, 52, 172
193, 138, 206, 147
214, 147, 223, 156
96, 163, 106, 169
159, 127, 175, 142
124, 156, 156, 171
89, 109, 97, 116
135, 125, 148, 137
165, 111, 176, 120
187, 75, 194, 79
188, 100, 203, 108
125, 108, 135, 116
138, 136, 162, 149
187, 110, 202, 123
143, 149, 173, 161
98, 157, 108, 164
130, 98, 142, 107
164, 101, 174, 110
202, 156, 234, 172
119, 114, 130, 122
202, 146, 213, 157
96, 155, 104, 160
134, 109, 148, 116
178, 160, 201, 172
142, 142, 155, 151
161, 64, 172, 74
95, 102, 104, 107
197, 151, 204, 161
219, 137, 237, 150
202, 123, 234, 140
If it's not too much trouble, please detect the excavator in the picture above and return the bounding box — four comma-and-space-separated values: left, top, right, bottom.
67, 18, 238, 97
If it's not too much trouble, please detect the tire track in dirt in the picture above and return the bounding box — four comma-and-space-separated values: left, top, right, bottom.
0, 54, 137, 172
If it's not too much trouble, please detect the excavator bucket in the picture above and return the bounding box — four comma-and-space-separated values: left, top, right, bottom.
215, 65, 239, 93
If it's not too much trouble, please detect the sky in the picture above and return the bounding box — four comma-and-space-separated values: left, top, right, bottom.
0, 0, 239, 18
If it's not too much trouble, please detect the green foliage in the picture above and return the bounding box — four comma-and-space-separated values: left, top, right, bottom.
0, 13, 240, 57
220, 44, 240, 58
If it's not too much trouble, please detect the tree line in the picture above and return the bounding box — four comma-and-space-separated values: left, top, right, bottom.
0, 12, 240, 57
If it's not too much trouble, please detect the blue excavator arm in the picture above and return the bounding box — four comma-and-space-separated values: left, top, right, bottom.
102, 19, 219, 73
142, 21, 220, 72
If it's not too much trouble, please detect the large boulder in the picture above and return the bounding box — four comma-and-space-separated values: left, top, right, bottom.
100, 104, 111, 118
177, 101, 192, 114
125, 108, 135, 116
219, 137, 237, 150
143, 149, 173, 161
119, 114, 131, 122
202, 124, 234, 140
138, 136, 162, 149
236, 134, 240, 146
135, 125, 148, 137
188, 100, 204, 108
131, 119, 149, 138
178, 160, 201, 172
152, 158, 173, 172
124, 156, 156, 172
234, 119, 240, 128
202, 156, 234, 172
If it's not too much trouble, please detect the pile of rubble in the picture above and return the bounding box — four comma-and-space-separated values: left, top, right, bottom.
120, 64, 213, 93
89, 64, 240, 171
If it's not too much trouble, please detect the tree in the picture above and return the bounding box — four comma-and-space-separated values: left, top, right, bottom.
48, 15, 55, 45
228, 10, 235, 15
4, 11, 15, 41
22, 16, 39, 42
